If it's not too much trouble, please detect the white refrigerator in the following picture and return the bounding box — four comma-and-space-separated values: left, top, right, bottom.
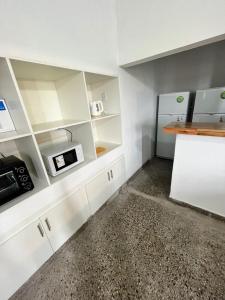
156, 92, 190, 159
193, 87, 225, 123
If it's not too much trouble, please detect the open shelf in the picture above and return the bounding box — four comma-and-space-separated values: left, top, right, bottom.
84, 72, 121, 116
35, 122, 96, 184
49, 158, 94, 185
32, 119, 89, 134
0, 131, 31, 143
95, 141, 121, 158
10, 60, 90, 133
0, 136, 50, 208
0, 177, 46, 214
92, 115, 122, 157
91, 113, 120, 122
0, 58, 31, 140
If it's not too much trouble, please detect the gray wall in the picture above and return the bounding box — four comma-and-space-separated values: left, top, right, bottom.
120, 39, 225, 164
150, 39, 225, 94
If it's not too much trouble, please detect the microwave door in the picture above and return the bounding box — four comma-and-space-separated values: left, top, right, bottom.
53, 149, 78, 172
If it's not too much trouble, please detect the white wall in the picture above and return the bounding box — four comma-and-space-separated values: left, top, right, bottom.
119, 65, 156, 178
116, 0, 225, 66
0, 0, 117, 74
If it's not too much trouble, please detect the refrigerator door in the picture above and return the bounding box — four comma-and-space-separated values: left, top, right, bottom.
194, 87, 225, 114
158, 92, 190, 115
156, 114, 185, 159
193, 113, 225, 123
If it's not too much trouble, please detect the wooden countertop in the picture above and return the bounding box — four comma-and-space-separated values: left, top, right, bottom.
163, 122, 225, 137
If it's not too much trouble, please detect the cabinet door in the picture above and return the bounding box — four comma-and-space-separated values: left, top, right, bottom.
40, 188, 89, 252
110, 157, 125, 195
0, 221, 53, 300
86, 169, 111, 215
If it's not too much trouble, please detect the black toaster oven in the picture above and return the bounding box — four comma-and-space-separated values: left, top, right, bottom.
0, 155, 34, 206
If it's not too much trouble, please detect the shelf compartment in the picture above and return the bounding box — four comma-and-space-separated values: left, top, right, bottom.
95, 141, 121, 158
0, 136, 50, 209
10, 60, 90, 133
92, 115, 122, 157
84, 72, 120, 116
0, 177, 46, 215
91, 113, 120, 122
35, 122, 96, 184
0, 58, 31, 139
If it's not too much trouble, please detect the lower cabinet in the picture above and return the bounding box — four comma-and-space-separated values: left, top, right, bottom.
40, 188, 89, 252
0, 220, 53, 300
86, 156, 125, 215
0, 156, 125, 299
110, 156, 126, 193
0, 187, 89, 300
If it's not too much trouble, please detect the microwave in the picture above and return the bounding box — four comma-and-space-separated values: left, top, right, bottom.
41, 142, 84, 177
0, 99, 15, 133
0, 156, 34, 206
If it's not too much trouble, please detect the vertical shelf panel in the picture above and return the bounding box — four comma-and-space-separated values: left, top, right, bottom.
0, 58, 31, 140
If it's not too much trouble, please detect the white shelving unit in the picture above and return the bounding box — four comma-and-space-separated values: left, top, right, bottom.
0, 57, 122, 210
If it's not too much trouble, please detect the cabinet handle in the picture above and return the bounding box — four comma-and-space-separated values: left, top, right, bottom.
37, 223, 44, 237
107, 172, 110, 181
110, 170, 113, 179
45, 218, 51, 231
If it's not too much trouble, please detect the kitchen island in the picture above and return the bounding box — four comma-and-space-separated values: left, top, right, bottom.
164, 122, 225, 217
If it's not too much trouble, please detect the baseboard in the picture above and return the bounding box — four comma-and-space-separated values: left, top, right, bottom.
169, 197, 225, 222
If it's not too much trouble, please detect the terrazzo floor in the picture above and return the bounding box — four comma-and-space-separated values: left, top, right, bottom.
11, 158, 225, 300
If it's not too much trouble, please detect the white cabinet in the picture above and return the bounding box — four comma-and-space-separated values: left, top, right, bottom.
110, 157, 125, 193
40, 188, 89, 251
86, 157, 125, 215
85, 167, 111, 215
0, 187, 90, 299
0, 220, 53, 300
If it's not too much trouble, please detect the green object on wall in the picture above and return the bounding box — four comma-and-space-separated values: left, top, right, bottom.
176, 96, 184, 103
220, 91, 225, 99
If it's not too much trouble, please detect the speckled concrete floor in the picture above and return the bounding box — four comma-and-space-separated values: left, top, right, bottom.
128, 157, 173, 198
11, 158, 225, 300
